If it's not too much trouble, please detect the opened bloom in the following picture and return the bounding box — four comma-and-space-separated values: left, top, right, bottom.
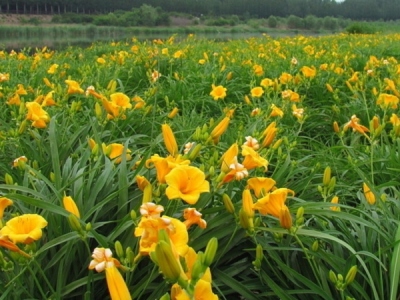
104, 143, 132, 164
13, 156, 28, 168
0, 214, 48, 244
183, 208, 207, 229
0, 197, 13, 219
343, 115, 369, 135
210, 84, 227, 101
134, 216, 188, 256
241, 145, 268, 171
26, 102, 50, 128
251, 86, 264, 98
165, 165, 210, 205
65, 80, 84, 95
253, 188, 294, 217
376, 93, 399, 109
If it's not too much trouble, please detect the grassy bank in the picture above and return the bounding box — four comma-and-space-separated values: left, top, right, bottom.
1, 32, 400, 299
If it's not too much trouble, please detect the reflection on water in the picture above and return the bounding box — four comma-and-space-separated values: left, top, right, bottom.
0, 30, 322, 52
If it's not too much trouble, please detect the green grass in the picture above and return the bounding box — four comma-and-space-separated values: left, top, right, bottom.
1, 32, 400, 299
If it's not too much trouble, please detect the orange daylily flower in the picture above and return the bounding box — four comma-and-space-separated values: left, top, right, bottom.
343, 115, 369, 135
183, 208, 207, 229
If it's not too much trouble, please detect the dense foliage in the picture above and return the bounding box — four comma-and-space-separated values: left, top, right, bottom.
1, 0, 400, 21
1, 32, 400, 299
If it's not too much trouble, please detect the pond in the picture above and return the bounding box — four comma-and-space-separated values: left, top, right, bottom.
0, 25, 328, 52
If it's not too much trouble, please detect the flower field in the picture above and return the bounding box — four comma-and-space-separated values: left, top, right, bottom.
1, 32, 400, 299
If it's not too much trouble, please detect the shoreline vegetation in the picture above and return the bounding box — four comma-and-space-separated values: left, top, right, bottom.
1, 9, 400, 50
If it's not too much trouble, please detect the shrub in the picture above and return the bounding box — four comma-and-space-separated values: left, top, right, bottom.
287, 15, 304, 29
346, 22, 377, 34
267, 15, 278, 28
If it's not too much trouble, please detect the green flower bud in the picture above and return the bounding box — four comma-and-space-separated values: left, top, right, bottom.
345, 265, 357, 286
323, 166, 331, 186
159, 293, 171, 300
203, 237, 218, 267
156, 241, 182, 283
187, 143, 202, 161
239, 208, 251, 230
4, 173, 13, 185
85, 222, 92, 231
329, 270, 337, 284
68, 214, 83, 234
311, 240, 319, 252
50, 172, 56, 182
296, 207, 304, 220
191, 252, 205, 282
222, 193, 235, 214
130, 210, 137, 220
255, 244, 263, 262
115, 241, 124, 259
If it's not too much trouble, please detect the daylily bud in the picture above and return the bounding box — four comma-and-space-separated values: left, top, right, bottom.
18, 120, 27, 134
239, 208, 253, 231
5, 173, 14, 185
162, 124, 178, 157
279, 205, 292, 230
142, 184, 153, 204
329, 270, 337, 284
85, 222, 92, 231
155, 241, 181, 283
191, 252, 205, 282
203, 237, 218, 267
49, 172, 55, 182
311, 240, 319, 252
296, 206, 304, 220
168, 107, 179, 119
63, 195, 81, 218
68, 214, 83, 234
222, 193, 235, 214
345, 265, 357, 286
95, 102, 103, 119
187, 143, 202, 161
272, 138, 283, 150
126, 247, 135, 263
333, 121, 340, 133
210, 117, 230, 144
242, 189, 254, 218
323, 166, 331, 186
115, 241, 124, 259
130, 210, 137, 220
159, 293, 171, 300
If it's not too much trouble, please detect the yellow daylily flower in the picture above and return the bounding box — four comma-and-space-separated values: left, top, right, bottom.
210, 84, 227, 101
0, 197, 13, 219
0, 214, 48, 244
165, 165, 210, 205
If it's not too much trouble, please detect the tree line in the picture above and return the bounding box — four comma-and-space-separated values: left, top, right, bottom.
0, 0, 399, 21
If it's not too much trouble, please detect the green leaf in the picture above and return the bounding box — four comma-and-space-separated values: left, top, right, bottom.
213, 269, 261, 300
390, 221, 400, 300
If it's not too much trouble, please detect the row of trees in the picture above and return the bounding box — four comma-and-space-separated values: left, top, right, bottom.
0, 0, 399, 21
